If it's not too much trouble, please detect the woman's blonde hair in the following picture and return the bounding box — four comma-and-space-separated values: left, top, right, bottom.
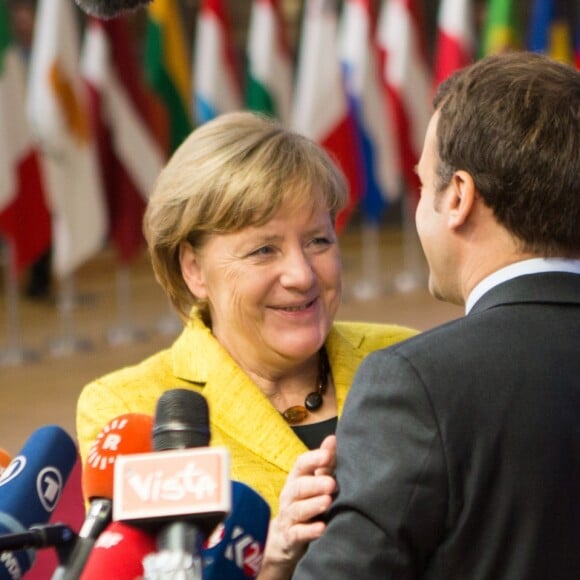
144, 111, 348, 322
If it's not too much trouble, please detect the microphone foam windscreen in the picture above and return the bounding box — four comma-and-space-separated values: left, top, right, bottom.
153, 389, 210, 450
83, 413, 154, 501
0, 426, 77, 579
80, 521, 156, 579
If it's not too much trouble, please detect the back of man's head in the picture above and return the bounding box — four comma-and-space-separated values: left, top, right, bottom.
433, 51, 580, 258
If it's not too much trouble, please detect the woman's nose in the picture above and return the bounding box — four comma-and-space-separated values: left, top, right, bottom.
279, 250, 316, 290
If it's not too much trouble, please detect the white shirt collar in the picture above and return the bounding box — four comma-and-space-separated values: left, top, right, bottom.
465, 258, 580, 314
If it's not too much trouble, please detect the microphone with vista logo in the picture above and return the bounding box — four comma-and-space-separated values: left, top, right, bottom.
81, 481, 269, 580
51, 413, 154, 580
0, 425, 77, 580
113, 389, 231, 579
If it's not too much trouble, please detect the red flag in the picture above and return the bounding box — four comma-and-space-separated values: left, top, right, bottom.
292, 0, 364, 232
0, 3, 51, 274
82, 17, 165, 263
433, 0, 475, 86
377, 0, 432, 203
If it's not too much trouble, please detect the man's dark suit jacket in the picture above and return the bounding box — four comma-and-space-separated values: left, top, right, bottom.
295, 272, 580, 579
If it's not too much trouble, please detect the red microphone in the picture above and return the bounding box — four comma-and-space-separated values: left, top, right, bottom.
80, 521, 156, 579
52, 413, 154, 580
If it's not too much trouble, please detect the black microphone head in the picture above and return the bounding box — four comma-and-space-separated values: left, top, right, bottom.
153, 389, 210, 451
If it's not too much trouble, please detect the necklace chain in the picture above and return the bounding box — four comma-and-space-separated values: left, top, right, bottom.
280, 347, 330, 425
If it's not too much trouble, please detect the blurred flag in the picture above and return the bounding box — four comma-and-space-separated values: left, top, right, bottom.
145, 0, 192, 153
338, 0, 400, 224
377, 0, 431, 203
527, 0, 574, 64
27, 0, 107, 279
246, 0, 293, 124
82, 17, 165, 264
0, 0, 51, 274
194, 0, 243, 125
292, 0, 363, 232
576, 14, 580, 69
433, 0, 475, 86
480, 0, 521, 56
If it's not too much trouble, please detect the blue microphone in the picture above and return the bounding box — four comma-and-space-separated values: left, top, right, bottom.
203, 481, 270, 579
0, 425, 78, 579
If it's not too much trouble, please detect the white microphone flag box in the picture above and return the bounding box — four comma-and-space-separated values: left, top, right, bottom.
113, 447, 231, 524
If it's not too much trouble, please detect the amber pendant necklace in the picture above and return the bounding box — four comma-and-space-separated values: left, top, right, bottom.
281, 347, 330, 425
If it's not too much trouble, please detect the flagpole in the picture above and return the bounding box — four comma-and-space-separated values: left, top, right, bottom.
106, 264, 148, 345
48, 273, 93, 357
0, 240, 39, 366
351, 221, 386, 300
156, 299, 183, 337
394, 193, 427, 293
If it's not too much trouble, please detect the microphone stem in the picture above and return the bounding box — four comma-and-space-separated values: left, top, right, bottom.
142, 521, 203, 579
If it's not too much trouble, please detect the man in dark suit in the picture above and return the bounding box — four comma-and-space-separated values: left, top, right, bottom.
294, 52, 580, 579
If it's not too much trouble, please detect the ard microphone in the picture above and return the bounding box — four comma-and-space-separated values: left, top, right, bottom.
203, 481, 270, 579
80, 521, 156, 579
51, 413, 154, 580
74, 0, 153, 19
0, 426, 77, 580
114, 389, 230, 579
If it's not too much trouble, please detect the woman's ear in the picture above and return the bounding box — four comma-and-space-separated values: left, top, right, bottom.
179, 241, 208, 299
447, 170, 476, 230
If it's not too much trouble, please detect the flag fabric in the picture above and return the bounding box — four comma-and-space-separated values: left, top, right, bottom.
576, 14, 580, 69
194, 0, 244, 125
145, 0, 192, 153
527, 0, 574, 64
0, 0, 51, 274
292, 0, 364, 232
338, 0, 400, 224
433, 0, 475, 86
376, 0, 432, 203
27, 0, 107, 279
82, 17, 165, 264
480, 0, 521, 56
246, 0, 293, 125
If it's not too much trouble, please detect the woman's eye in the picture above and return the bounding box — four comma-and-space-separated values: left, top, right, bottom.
311, 236, 332, 247
249, 245, 274, 257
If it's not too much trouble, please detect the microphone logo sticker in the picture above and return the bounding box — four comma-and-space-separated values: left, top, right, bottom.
225, 526, 265, 576
37, 466, 64, 512
113, 447, 231, 522
0, 456, 26, 487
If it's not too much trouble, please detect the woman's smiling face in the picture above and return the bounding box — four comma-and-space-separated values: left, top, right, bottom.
180, 200, 342, 373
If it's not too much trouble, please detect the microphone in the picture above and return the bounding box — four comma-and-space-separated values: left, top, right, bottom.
203, 481, 270, 579
113, 389, 231, 579
74, 0, 153, 19
0, 524, 76, 553
0, 425, 77, 580
79, 521, 156, 579
51, 413, 154, 580
82, 481, 268, 579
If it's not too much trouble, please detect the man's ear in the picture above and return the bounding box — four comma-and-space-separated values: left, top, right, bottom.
447, 170, 477, 230
179, 241, 208, 299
